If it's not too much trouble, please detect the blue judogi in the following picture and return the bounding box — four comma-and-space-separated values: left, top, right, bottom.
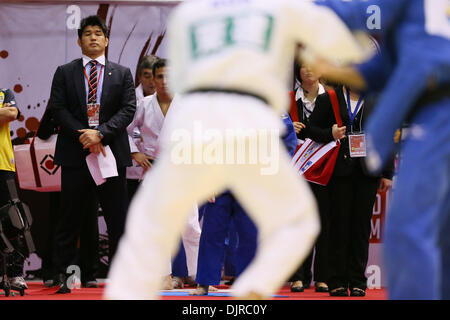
196, 192, 258, 285
195, 114, 298, 285
317, 0, 450, 299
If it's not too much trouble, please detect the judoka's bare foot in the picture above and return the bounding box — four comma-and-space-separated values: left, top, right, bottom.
172, 276, 184, 289
235, 291, 267, 300
161, 275, 173, 290
190, 284, 209, 295
208, 285, 218, 292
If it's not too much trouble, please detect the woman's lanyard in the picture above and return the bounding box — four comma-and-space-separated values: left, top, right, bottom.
346, 89, 363, 133
83, 64, 104, 101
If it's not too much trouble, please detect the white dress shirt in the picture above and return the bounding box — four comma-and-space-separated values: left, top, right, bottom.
82, 54, 105, 105
295, 83, 325, 119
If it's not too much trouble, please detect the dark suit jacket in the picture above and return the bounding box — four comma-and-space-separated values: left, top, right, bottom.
308, 86, 394, 179
37, 103, 59, 140
49, 58, 136, 168
294, 96, 316, 141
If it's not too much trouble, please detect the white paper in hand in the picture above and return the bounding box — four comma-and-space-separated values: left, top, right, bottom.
86, 146, 118, 186
98, 146, 118, 179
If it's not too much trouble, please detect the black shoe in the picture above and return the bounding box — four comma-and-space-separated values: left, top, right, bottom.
44, 279, 55, 287
54, 274, 71, 294
82, 279, 99, 288
224, 277, 235, 286
290, 281, 304, 292
303, 281, 311, 290
329, 287, 348, 296
350, 288, 366, 297
315, 286, 329, 292
314, 282, 328, 292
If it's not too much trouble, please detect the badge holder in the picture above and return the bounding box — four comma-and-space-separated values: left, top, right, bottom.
348, 131, 367, 158
87, 103, 100, 127
345, 89, 366, 158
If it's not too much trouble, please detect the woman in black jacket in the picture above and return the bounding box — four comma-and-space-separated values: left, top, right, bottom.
288, 64, 329, 293
308, 85, 393, 297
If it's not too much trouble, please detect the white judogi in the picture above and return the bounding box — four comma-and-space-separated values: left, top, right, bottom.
126, 85, 147, 180
135, 83, 145, 102
106, 0, 366, 300
127, 93, 167, 160
126, 93, 201, 277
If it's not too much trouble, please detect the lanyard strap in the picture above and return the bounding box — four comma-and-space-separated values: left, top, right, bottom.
83, 64, 104, 94
345, 88, 363, 127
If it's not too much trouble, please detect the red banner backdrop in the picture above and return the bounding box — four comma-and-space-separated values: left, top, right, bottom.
370, 189, 390, 243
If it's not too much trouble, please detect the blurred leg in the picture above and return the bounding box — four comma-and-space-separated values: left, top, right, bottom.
196, 194, 233, 285
232, 200, 257, 278
230, 152, 320, 298
384, 103, 449, 299
105, 158, 225, 299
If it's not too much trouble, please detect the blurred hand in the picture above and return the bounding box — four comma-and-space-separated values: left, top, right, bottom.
332, 124, 346, 140
378, 178, 392, 193
293, 121, 306, 134
208, 193, 216, 203
305, 55, 333, 79
132, 152, 154, 170
394, 129, 402, 143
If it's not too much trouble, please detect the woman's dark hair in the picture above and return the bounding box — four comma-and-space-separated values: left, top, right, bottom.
78, 15, 108, 39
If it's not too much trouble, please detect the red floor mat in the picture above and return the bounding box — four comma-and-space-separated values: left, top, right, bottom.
0, 282, 387, 300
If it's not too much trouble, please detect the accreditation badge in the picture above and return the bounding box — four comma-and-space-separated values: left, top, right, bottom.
87, 103, 100, 127
348, 132, 367, 158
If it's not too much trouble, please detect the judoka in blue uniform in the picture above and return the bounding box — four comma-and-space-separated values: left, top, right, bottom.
194, 113, 298, 293
316, 0, 450, 299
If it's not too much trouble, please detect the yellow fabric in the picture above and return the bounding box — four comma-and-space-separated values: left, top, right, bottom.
0, 91, 15, 172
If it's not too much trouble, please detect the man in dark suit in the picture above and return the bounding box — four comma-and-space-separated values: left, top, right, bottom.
49, 15, 136, 293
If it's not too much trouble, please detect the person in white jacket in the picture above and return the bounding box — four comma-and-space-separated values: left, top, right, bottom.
135, 55, 159, 102
126, 59, 201, 290
127, 55, 159, 201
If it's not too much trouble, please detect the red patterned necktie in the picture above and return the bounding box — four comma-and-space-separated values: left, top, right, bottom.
87, 60, 98, 104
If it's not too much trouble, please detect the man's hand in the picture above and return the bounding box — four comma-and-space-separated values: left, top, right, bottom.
132, 152, 154, 170
332, 124, 346, 140
293, 121, 306, 134
89, 143, 107, 157
78, 129, 102, 148
378, 178, 392, 193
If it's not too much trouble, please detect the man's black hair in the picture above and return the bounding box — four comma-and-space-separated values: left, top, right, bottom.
152, 58, 167, 76
78, 15, 108, 39
138, 55, 159, 76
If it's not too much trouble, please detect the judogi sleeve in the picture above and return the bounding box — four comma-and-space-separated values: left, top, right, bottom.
281, 113, 298, 158
355, 45, 394, 92
126, 97, 146, 154
314, 0, 407, 34
287, 0, 368, 64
